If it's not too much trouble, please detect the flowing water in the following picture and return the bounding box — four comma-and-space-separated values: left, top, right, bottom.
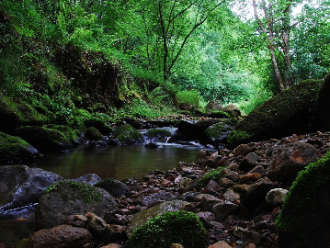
0, 128, 208, 245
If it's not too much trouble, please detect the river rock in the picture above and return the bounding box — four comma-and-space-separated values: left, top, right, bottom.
15, 126, 74, 151
126, 200, 191, 238
265, 188, 289, 206
208, 241, 232, 248
137, 192, 177, 207
239, 152, 260, 172
35, 181, 117, 230
212, 200, 239, 221
201, 122, 233, 148
25, 224, 92, 248
112, 124, 144, 145
71, 173, 102, 185
205, 100, 223, 111
267, 142, 320, 183
0, 165, 63, 212
95, 178, 131, 197
0, 132, 39, 164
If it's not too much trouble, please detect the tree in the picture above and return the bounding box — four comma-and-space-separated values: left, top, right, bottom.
252, 0, 296, 92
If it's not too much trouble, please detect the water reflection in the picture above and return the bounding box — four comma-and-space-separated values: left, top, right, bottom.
29, 144, 199, 181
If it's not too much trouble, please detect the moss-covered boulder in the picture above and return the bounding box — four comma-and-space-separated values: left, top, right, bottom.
316, 73, 330, 131
0, 132, 39, 164
128, 210, 207, 248
15, 126, 73, 151
46, 124, 78, 144
0, 96, 46, 134
146, 128, 172, 143
227, 79, 323, 147
201, 122, 234, 148
276, 150, 330, 248
85, 126, 104, 141
112, 124, 144, 145
35, 180, 117, 230
84, 117, 112, 135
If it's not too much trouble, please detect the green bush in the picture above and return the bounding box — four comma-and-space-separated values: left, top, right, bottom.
176, 90, 203, 109
128, 210, 207, 248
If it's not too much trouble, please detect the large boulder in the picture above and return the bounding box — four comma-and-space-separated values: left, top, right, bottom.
0, 165, 63, 212
0, 132, 39, 164
15, 126, 74, 151
25, 225, 93, 248
316, 73, 330, 131
112, 124, 144, 145
227, 79, 323, 147
35, 180, 117, 230
276, 150, 330, 248
95, 178, 131, 197
200, 122, 234, 149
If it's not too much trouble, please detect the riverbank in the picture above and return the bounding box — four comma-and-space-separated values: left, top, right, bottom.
1, 130, 329, 248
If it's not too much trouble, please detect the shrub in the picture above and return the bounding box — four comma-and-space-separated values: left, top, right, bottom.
176, 90, 203, 109
128, 210, 207, 248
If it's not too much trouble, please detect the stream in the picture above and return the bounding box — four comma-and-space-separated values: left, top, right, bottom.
0, 127, 210, 245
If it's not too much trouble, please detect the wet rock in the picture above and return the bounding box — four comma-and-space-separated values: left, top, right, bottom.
25, 225, 92, 248
201, 122, 233, 148
35, 181, 117, 230
112, 124, 144, 145
233, 144, 250, 156
248, 165, 266, 177
137, 192, 177, 206
208, 241, 232, 248
212, 200, 239, 221
126, 200, 190, 238
0, 165, 63, 212
71, 173, 102, 185
205, 179, 221, 193
265, 188, 289, 206
239, 152, 260, 172
239, 178, 273, 214
205, 100, 223, 111
267, 142, 320, 183
239, 173, 262, 184
95, 178, 131, 197
224, 189, 240, 203
197, 211, 215, 228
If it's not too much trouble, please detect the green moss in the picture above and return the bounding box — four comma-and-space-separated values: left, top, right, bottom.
15, 126, 73, 151
227, 79, 323, 147
128, 210, 207, 248
276, 150, 330, 247
227, 130, 253, 147
113, 124, 144, 145
0, 132, 37, 159
205, 122, 233, 139
85, 126, 104, 140
209, 110, 230, 118
84, 117, 112, 135
43, 180, 102, 204
199, 166, 226, 185
147, 128, 172, 138
46, 124, 78, 143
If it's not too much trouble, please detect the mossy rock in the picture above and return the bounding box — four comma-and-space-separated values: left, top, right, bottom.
146, 128, 172, 143
85, 127, 104, 141
201, 122, 233, 148
46, 124, 78, 144
227, 79, 323, 147
84, 117, 112, 135
0, 132, 39, 164
36, 180, 117, 230
15, 126, 73, 151
209, 110, 230, 118
316, 72, 330, 131
186, 167, 226, 192
113, 124, 144, 145
0, 96, 46, 134
276, 150, 330, 248
128, 210, 207, 248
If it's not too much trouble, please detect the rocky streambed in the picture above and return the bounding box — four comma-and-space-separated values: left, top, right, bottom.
1, 130, 330, 248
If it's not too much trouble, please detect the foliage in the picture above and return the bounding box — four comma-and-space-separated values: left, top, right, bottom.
128, 210, 207, 248
176, 90, 203, 109
200, 166, 226, 185
85, 127, 104, 141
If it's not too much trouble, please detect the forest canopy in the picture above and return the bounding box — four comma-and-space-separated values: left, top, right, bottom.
0, 0, 329, 115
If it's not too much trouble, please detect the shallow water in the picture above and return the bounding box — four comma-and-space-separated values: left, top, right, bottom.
29, 144, 200, 181
0, 141, 205, 245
